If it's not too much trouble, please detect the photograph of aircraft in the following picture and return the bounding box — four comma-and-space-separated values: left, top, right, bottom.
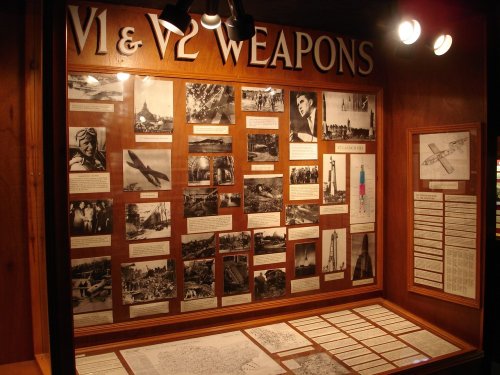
123, 149, 172, 191
188, 135, 232, 153
68, 73, 124, 101
71, 256, 112, 314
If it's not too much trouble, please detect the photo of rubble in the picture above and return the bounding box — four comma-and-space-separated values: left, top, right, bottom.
121, 259, 176, 305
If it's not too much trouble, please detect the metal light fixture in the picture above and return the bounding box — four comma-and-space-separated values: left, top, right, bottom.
160, 0, 254, 41
398, 19, 421, 45
159, 0, 194, 36
201, 0, 221, 29
225, 0, 255, 42
433, 34, 452, 56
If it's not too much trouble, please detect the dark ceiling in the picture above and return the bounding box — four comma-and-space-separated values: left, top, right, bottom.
95, 0, 490, 40
97, 0, 399, 39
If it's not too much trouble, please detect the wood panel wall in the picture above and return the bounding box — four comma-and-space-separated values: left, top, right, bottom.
382, 2, 487, 347
0, 1, 35, 364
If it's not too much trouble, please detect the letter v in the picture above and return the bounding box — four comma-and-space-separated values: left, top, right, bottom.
147, 13, 172, 60
68, 5, 97, 54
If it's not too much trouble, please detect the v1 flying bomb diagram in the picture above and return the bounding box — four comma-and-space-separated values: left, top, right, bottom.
421, 137, 468, 174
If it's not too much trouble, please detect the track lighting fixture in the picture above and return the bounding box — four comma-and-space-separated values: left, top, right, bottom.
225, 0, 255, 41
201, 0, 221, 30
398, 19, 421, 45
396, 17, 453, 56
159, 0, 194, 36
433, 34, 452, 56
160, 0, 254, 41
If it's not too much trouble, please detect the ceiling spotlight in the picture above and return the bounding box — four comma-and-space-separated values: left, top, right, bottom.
159, 0, 194, 36
433, 34, 452, 56
398, 19, 421, 45
225, 0, 255, 42
201, 0, 221, 29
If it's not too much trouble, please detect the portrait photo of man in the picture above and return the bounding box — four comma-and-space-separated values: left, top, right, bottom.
289, 91, 318, 142
68, 127, 106, 171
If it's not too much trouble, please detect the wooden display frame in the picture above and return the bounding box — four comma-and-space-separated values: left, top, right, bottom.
406, 123, 483, 308
67, 68, 385, 345
65, 2, 387, 348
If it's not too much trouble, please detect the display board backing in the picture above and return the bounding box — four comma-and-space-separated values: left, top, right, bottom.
406, 123, 483, 308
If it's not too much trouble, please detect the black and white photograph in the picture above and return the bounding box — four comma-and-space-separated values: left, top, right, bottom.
322, 91, 376, 141
241, 86, 284, 112
254, 268, 286, 300
71, 256, 112, 314
188, 136, 232, 153
322, 228, 347, 273
219, 231, 251, 253
185, 83, 235, 124
223, 255, 249, 296
243, 174, 283, 214
351, 233, 375, 281
188, 156, 211, 186
183, 187, 218, 218
323, 154, 346, 204
213, 156, 234, 185
219, 192, 241, 208
121, 259, 177, 305
247, 134, 279, 162
125, 202, 171, 240
134, 76, 173, 133
183, 259, 215, 300
254, 227, 286, 255
68, 72, 124, 101
68, 127, 106, 172
289, 165, 319, 184
289, 91, 318, 142
285, 204, 319, 225
294, 242, 316, 277
69, 199, 113, 236
419, 131, 470, 180
123, 149, 171, 191
181, 233, 216, 260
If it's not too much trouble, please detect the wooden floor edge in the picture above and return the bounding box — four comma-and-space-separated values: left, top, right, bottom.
0, 360, 43, 375
35, 353, 51, 375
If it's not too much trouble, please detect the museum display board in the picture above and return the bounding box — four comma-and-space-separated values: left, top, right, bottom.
66, 2, 384, 344
406, 123, 483, 307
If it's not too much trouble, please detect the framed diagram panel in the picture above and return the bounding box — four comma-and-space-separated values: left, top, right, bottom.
407, 123, 483, 308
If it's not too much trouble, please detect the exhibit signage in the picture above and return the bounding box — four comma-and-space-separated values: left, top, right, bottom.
68, 5, 374, 76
